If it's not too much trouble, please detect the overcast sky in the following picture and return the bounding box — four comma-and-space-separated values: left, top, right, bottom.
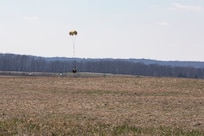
0, 0, 204, 61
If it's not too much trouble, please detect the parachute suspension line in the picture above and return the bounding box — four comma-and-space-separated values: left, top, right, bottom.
72, 35, 76, 58
72, 35, 77, 73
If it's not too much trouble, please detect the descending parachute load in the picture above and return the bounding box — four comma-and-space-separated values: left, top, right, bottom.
69, 30, 78, 73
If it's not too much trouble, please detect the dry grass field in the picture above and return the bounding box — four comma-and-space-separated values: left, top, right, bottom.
0, 74, 204, 135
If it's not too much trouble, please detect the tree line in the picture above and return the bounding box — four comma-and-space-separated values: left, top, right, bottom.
0, 53, 204, 79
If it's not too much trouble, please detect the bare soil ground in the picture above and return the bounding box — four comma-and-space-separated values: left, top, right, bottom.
0, 75, 204, 135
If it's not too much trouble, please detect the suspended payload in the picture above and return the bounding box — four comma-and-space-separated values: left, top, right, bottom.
69, 30, 78, 73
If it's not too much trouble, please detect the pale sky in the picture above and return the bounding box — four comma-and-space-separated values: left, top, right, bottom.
0, 0, 204, 61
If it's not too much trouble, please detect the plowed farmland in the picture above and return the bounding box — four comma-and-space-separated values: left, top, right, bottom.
0, 75, 204, 135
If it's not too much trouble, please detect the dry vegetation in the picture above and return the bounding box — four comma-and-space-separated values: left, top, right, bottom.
0, 74, 204, 135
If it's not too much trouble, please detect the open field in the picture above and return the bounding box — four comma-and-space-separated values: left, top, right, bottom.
0, 74, 204, 135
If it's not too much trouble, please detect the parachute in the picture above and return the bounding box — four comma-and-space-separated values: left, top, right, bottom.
69, 30, 78, 73
69, 30, 77, 36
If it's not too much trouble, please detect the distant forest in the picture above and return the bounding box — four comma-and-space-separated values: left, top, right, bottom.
0, 53, 204, 79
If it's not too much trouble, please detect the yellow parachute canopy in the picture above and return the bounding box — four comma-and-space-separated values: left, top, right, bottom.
69, 30, 77, 36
